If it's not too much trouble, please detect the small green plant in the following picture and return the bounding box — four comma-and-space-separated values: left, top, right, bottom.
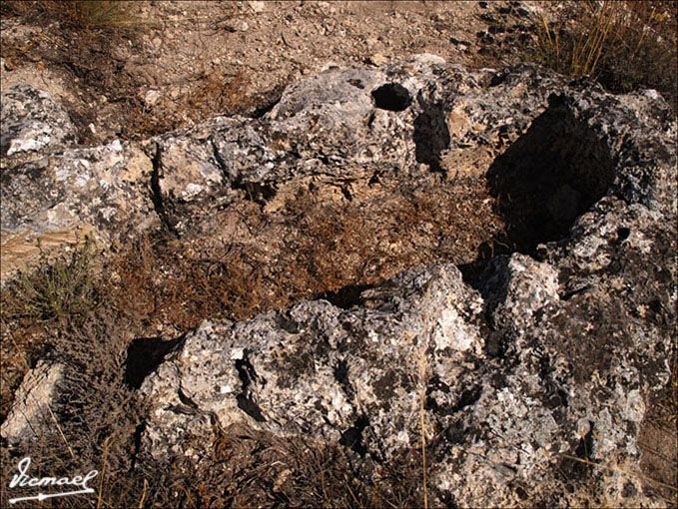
2, 237, 101, 324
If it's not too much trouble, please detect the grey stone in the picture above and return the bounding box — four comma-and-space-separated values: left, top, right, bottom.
134, 61, 675, 506
1, 362, 64, 446
1, 84, 76, 160
1, 56, 676, 505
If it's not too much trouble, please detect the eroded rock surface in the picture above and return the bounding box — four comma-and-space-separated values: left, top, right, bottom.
0, 361, 64, 445
138, 62, 674, 505
0, 84, 76, 161
2, 57, 676, 505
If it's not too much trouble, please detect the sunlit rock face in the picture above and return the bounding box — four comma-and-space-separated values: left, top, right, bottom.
2, 55, 676, 505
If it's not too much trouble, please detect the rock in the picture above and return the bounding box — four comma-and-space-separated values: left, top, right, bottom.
479, 253, 560, 332
367, 53, 389, 67
135, 63, 675, 505
225, 19, 249, 33
1, 57, 676, 504
248, 0, 265, 13
1, 138, 158, 277
1, 84, 76, 160
1, 362, 64, 446
139, 263, 484, 463
143, 89, 161, 107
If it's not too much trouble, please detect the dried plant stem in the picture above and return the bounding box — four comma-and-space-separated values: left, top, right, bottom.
138, 479, 148, 509
419, 388, 428, 509
97, 436, 112, 509
46, 404, 75, 460
418, 280, 434, 509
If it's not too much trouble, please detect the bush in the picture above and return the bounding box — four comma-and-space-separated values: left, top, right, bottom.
532, 1, 677, 112
1, 237, 102, 325
1, 0, 134, 31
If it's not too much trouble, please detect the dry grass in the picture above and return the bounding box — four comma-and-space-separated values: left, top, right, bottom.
0, 0, 254, 144
533, 1, 677, 111
0, 238, 103, 422
1, 0, 135, 30
1, 237, 101, 325
106, 179, 502, 334
1, 197, 675, 506
126, 68, 253, 141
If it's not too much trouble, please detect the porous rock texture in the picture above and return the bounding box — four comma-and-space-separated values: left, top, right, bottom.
2, 55, 676, 505
0, 84, 76, 160
0, 361, 64, 446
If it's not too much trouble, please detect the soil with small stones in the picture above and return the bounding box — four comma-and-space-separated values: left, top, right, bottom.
1, 0, 539, 145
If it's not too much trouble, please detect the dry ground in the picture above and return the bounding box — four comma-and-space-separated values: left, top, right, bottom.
0, 1, 538, 144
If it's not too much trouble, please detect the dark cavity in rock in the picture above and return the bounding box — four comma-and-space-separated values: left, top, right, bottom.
318, 283, 372, 309
339, 414, 370, 456
414, 100, 450, 174
487, 99, 614, 253
125, 336, 184, 389
235, 355, 266, 422
371, 83, 412, 112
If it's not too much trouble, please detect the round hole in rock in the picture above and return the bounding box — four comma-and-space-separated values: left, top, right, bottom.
371, 83, 413, 112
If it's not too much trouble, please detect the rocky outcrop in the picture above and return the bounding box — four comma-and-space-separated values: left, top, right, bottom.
2, 55, 563, 278
2, 56, 676, 505
1, 84, 157, 276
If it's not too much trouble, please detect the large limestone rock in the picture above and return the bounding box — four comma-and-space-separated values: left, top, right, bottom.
1, 56, 562, 278
1, 87, 157, 277
2, 56, 675, 505
137, 62, 674, 505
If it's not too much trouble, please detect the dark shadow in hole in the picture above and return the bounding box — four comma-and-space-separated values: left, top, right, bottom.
371, 83, 412, 112
248, 84, 285, 119
235, 353, 266, 422
318, 284, 372, 309
452, 386, 483, 412
339, 414, 370, 457
125, 336, 184, 389
487, 99, 614, 254
413, 101, 450, 174
250, 98, 280, 119
559, 421, 597, 482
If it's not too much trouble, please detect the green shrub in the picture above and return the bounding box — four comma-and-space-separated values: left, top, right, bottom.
1, 237, 101, 325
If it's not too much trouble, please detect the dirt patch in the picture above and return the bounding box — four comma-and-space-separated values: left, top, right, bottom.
1, 1, 538, 145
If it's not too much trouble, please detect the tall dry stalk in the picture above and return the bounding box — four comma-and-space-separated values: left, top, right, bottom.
417, 280, 437, 509
534, 0, 677, 111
